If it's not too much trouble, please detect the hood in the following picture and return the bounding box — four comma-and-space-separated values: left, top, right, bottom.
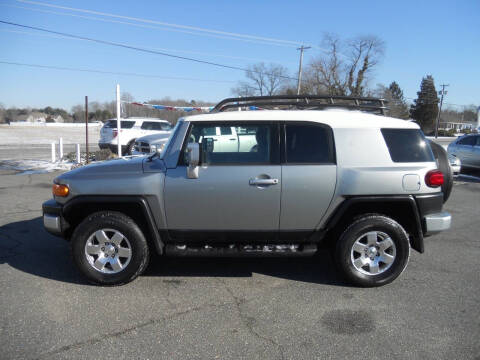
136, 132, 171, 144
57, 156, 145, 182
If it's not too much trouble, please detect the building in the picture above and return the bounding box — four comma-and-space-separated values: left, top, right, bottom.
439, 121, 476, 133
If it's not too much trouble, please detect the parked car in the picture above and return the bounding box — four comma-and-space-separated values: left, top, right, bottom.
447, 134, 480, 171
43, 95, 452, 287
98, 118, 172, 155
448, 153, 461, 175
131, 132, 172, 155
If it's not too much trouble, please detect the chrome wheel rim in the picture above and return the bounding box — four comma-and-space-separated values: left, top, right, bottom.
350, 231, 396, 276
84, 228, 132, 274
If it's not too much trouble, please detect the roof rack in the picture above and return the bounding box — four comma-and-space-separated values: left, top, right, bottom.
212, 95, 388, 115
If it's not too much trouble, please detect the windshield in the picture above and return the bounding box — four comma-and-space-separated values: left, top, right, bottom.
160, 120, 182, 159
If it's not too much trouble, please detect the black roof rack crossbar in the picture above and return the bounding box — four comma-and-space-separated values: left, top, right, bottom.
212, 95, 388, 115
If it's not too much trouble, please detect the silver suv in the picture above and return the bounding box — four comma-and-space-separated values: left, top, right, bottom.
42, 96, 452, 287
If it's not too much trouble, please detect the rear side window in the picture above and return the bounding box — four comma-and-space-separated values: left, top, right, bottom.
141, 121, 172, 131
457, 136, 476, 146
381, 129, 434, 162
285, 124, 335, 164
104, 120, 135, 129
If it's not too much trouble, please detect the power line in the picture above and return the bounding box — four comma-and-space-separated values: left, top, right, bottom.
405, 96, 470, 108
0, 28, 295, 65
4, 3, 302, 49
17, 0, 320, 49
0, 60, 237, 83
0, 20, 299, 81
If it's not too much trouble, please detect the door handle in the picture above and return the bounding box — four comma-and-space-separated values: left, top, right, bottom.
249, 178, 279, 186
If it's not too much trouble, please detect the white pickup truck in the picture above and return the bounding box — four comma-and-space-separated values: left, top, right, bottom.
98, 118, 172, 155
197, 125, 258, 153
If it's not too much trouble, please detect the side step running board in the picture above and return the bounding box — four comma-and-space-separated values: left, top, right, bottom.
165, 244, 318, 257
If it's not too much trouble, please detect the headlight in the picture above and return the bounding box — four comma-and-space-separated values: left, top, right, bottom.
150, 143, 165, 153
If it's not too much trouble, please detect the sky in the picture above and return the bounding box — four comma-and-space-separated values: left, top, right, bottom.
0, 0, 478, 111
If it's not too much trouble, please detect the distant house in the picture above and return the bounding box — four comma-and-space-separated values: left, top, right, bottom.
15, 112, 47, 123
52, 115, 64, 123
439, 121, 476, 132
14, 112, 64, 123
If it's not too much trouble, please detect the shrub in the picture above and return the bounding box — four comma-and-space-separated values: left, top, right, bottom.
65, 149, 117, 163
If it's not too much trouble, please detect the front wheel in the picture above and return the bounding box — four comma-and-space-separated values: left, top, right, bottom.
71, 211, 150, 285
335, 215, 410, 287
124, 140, 136, 155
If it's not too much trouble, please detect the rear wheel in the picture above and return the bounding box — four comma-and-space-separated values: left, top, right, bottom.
335, 215, 410, 287
71, 211, 149, 285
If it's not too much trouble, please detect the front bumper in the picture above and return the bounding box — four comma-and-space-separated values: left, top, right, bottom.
42, 199, 68, 238
424, 212, 451, 234
131, 149, 150, 156
98, 143, 127, 154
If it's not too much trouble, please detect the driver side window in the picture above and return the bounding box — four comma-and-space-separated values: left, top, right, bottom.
184, 122, 277, 165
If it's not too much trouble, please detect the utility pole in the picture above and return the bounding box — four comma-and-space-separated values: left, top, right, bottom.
435, 84, 449, 138
116, 84, 122, 157
85, 96, 89, 163
296, 45, 311, 95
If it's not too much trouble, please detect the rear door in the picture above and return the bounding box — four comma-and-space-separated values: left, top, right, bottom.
279, 122, 337, 235
164, 121, 281, 242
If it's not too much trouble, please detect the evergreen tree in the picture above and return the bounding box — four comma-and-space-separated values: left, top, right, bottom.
410, 75, 439, 132
383, 82, 409, 119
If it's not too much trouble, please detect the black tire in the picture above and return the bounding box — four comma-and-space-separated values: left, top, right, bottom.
124, 140, 135, 155
71, 211, 150, 285
428, 140, 453, 202
335, 215, 410, 287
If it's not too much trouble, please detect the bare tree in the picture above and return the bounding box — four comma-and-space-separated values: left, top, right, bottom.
304, 34, 385, 96
231, 82, 256, 97
71, 104, 85, 123
0, 103, 5, 124
232, 62, 290, 96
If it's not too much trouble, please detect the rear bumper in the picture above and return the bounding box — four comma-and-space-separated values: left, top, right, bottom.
424, 212, 451, 234
42, 199, 68, 238
415, 193, 452, 235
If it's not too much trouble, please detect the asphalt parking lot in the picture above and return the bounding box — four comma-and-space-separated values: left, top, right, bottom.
0, 170, 479, 360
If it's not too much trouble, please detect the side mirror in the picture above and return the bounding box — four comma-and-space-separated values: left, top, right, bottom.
186, 143, 200, 179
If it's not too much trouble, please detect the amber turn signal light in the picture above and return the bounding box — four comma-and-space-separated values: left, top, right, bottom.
52, 184, 69, 197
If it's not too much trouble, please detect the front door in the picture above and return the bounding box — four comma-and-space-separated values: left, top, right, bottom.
456, 136, 476, 167
164, 121, 281, 243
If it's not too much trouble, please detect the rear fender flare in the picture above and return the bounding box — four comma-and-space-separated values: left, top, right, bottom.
323, 196, 424, 253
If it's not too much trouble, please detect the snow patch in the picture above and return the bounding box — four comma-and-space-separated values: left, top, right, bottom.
0, 159, 74, 175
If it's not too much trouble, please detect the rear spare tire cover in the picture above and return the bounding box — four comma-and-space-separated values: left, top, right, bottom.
428, 140, 453, 202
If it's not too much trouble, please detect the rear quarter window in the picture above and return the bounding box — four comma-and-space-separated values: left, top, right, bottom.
381, 129, 434, 163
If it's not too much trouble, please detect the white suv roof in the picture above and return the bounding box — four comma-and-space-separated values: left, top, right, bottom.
105, 118, 170, 123
183, 109, 419, 130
